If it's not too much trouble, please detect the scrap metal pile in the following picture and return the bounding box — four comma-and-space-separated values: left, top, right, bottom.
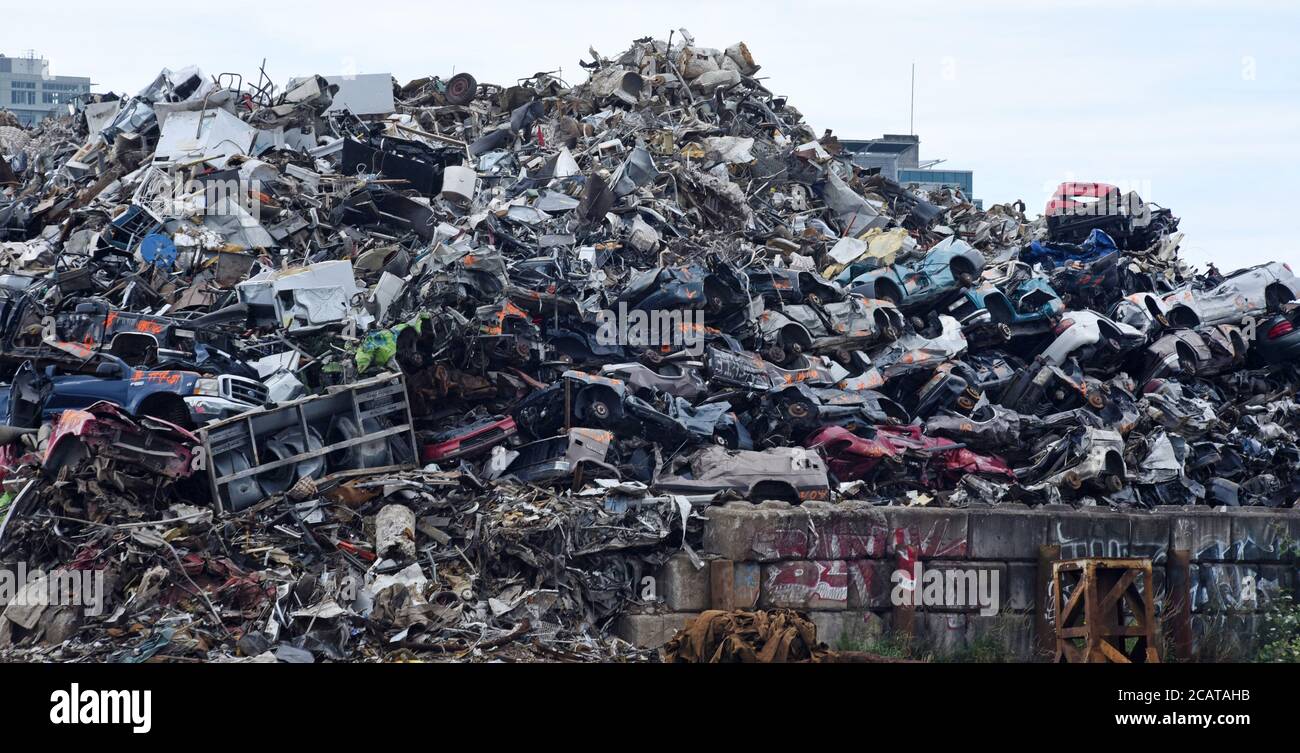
1, 30, 1299, 660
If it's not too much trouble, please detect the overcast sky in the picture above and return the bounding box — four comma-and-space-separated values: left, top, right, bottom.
5, 0, 1296, 270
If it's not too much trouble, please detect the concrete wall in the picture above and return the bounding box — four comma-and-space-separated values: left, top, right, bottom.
618, 500, 1300, 660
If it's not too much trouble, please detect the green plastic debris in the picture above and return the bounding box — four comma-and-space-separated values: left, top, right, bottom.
355, 314, 427, 373
356, 329, 398, 373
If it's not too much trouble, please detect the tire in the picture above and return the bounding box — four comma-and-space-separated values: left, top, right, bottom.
951, 258, 976, 287
783, 399, 814, 420
578, 386, 623, 425
327, 415, 392, 472
445, 73, 477, 105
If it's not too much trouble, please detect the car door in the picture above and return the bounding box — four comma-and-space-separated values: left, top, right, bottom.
42, 371, 131, 418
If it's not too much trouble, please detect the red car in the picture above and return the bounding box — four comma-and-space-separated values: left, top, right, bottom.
44, 401, 199, 479
1044, 182, 1121, 217
421, 415, 517, 464
805, 424, 1014, 486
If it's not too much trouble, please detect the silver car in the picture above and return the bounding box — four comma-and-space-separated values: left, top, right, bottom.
1162, 261, 1299, 328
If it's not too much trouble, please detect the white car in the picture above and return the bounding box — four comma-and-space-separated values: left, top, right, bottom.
1163, 262, 1299, 328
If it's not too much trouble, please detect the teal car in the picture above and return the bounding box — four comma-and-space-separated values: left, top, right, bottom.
837, 237, 985, 314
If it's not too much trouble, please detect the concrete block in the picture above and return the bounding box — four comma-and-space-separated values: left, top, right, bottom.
845, 559, 891, 609
655, 556, 762, 611
1167, 509, 1232, 562
615, 613, 664, 648
1129, 514, 1171, 563
702, 501, 809, 561
615, 612, 700, 648
1280, 511, 1300, 563
807, 501, 889, 559
734, 561, 760, 609
1048, 511, 1131, 560
701, 502, 756, 561
907, 560, 1007, 613
1190, 563, 1260, 613
760, 560, 849, 609
709, 559, 734, 611
654, 551, 709, 612
967, 614, 1038, 662
1007, 562, 1036, 613
616, 613, 707, 647
1231, 511, 1294, 563
662, 612, 702, 642
886, 507, 969, 559
1258, 564, 1297, 611
751, 500, 810, 560
915, 612, 969, 656
811, 610, 886, 650
968, 508, 1048, 560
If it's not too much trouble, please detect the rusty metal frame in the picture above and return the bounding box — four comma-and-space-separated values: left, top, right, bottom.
1053, 557, 1160, 663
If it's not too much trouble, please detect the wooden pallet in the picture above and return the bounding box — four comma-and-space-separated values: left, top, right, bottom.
1053, 558, 1160, 663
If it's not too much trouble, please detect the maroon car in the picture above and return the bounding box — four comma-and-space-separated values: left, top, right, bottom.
806, 424, 1014, 487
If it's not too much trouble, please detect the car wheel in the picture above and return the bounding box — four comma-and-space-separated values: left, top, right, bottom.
783, 400, 814, 420
951, 259, 976, 287
444, 73, 477, 105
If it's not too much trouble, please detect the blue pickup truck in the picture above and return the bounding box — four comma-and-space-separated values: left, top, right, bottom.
0, 356, 268, 429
